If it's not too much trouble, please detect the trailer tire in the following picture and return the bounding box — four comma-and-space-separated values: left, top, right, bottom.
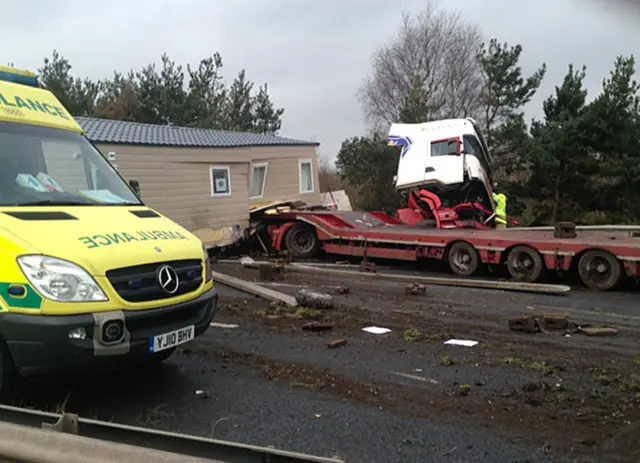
578, 249, 624, 291
448, 241, 480, 277
506, 245, 545, 283
284, 223, 320, 258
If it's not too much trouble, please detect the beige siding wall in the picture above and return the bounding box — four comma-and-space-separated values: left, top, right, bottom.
248, 145, 321, 205
92, 142, 320, 243
95, 144, 251, 235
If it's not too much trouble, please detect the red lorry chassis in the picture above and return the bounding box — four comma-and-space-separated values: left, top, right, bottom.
252, 209, 640, 291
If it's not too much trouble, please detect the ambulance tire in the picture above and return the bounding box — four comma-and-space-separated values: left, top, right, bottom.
0, 342, 22, 405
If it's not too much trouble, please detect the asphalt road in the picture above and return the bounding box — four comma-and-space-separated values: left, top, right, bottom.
22, 321, 560, 463
18, 272, 639, 463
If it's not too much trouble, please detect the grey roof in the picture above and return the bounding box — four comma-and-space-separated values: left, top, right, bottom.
76, 117, 318, 148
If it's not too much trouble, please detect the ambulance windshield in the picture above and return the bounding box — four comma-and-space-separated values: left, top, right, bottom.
0, 122, 142, 207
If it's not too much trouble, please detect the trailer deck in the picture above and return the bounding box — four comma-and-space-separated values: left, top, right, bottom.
253, 209, 640, 291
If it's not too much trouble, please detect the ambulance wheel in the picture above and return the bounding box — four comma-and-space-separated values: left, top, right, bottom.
506, 246, 545, 283
448, 241, 480, 277
578, 250, 624, 291
0, 342, 22, 405
285, 223, 320, 258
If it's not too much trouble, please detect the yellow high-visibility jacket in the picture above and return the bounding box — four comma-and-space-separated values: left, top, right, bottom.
493, 193, 507, 225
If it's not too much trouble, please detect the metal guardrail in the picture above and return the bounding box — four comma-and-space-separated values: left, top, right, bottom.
0, 405, 345, 463
503, 225, 640, 233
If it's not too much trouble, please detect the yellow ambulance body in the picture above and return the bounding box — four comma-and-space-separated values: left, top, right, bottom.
0, 66, 217, 400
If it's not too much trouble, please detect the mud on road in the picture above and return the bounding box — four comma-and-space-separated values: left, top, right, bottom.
197, 262, 640, 462
15, 260, 640, 462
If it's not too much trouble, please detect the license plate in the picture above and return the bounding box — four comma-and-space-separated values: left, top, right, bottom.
149, 325, 195, 353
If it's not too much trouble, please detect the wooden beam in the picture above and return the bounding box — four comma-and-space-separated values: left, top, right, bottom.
287, 265, 571, 296
211, 270, 298, 307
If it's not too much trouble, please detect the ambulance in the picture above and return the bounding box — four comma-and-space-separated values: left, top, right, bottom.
0, 66, 217, 401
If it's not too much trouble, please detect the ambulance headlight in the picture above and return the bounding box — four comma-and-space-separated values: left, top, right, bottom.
203, 244, 212, 283
17, 255, 108, 302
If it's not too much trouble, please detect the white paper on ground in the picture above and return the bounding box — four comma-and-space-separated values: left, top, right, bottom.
444, 339, 478, 347
210, 322, 239, 329
362, 326, 392, 334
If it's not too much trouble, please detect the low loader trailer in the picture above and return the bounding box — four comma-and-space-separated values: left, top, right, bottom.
250, 204, 640, 292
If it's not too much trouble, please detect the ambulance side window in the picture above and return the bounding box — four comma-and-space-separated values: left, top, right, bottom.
41, 140, 89, 192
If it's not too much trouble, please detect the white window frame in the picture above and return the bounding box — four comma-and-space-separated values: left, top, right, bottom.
299, 159, 315, 194
210, 165, 232, 197
249, 162, 269, 199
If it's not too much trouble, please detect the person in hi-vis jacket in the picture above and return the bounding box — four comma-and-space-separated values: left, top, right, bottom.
492, 184, 507, 229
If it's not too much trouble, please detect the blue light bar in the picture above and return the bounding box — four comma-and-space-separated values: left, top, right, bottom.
0, 67, 39, 88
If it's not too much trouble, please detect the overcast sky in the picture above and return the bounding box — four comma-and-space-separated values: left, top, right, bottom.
4, 0, 640, 160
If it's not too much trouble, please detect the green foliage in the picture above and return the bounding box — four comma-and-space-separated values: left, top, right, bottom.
335, 136, 401, 210
36, 50, 284, 134
352, 7, 640, 226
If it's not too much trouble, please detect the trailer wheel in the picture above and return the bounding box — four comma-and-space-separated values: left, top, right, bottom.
285, 223, 320, 258
578, 249, 624, 291
506, 245, 545, 283
448, 241, 480, 277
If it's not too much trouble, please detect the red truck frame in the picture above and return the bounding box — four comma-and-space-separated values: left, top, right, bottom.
251, 204, 640, 292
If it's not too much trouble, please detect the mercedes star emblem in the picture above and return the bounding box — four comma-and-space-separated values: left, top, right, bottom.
157, 265, 180, 294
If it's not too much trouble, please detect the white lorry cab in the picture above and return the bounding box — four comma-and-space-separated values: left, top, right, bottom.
388, 118, 494, 208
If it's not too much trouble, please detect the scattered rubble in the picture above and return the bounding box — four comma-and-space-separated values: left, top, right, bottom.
363, 326, 392, 335
508, 314, 618, 337
302, 322, 333, 332
334, 286, 350, 295
405, 283, 427, 295
295, 288, 334, 310
328, 339, 348, 349
444, 339, 478, 347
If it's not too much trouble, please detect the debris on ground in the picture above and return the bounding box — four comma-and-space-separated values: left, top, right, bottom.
508, 314, 618, 336
405, 283, 427, 295
211, 269, 298, 307
302, 322, 333, 332
577, 326, 619, 336
328, 339, 348, 349
335, 285, 350, 294
363, 326, 392, 335
259, 261, 286, 281
359, 261, 377, 273
295, 288, 334, 310
195, 390, 210, 399
210, 322, 239, 329
239, 256, 257, 267
444, 339, 479, 347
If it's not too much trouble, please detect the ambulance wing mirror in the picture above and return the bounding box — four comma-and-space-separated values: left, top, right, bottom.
129, 179, 141, 198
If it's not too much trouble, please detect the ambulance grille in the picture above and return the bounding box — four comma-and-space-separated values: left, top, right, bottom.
106, 259, 203, 303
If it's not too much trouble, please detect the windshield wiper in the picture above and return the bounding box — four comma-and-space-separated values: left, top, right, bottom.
16, 199, 95, 206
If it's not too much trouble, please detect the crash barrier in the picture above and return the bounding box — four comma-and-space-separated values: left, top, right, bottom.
0, 404, 345, 463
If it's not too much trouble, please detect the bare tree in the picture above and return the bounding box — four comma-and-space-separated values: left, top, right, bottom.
317, 150, 344, 193
358, 2, 484, 130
